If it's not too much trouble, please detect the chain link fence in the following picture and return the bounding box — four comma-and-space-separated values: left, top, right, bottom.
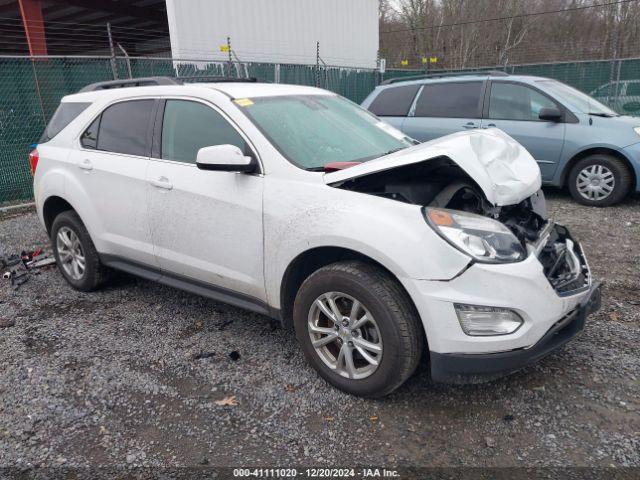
1, 54, 640, 204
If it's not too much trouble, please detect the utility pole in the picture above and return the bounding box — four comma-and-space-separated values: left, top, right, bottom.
107, 22, 118, 79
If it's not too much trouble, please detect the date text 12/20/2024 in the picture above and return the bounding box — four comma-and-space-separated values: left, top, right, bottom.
232, 468, 400, 478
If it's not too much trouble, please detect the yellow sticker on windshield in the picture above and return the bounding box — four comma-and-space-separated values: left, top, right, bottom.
234, 98, 254, 107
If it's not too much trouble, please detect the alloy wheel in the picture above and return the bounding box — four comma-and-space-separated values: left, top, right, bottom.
576, 164, 615, 201
56, 226, 86, 280
307, 292, 383, 379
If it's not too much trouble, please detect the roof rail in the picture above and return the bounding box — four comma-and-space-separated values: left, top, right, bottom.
78, 75, 258, 93
78, 76, 180, 92
178, 75, 258, 83
381, 70, 509, 85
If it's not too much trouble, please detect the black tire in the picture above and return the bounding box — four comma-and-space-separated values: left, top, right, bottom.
50, 210, 109, 291
567, 154, 632, 207
293, 261, 423, 398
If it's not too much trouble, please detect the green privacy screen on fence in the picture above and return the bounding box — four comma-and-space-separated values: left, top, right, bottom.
1, 55, 639, 203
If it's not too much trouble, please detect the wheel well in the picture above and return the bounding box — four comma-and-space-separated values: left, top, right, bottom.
42, 196, 74, 234
279, 246, 416, 330
561, 147, 636, 187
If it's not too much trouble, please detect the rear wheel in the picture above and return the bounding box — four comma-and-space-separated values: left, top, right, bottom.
568, 154, 632, 206
293, 261, 423, 397
51, 211, 109, 291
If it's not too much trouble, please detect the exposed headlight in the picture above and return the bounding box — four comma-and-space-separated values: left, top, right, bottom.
454, 304, 524, 336
424, 208, 526, 264
634, 126, 640, 137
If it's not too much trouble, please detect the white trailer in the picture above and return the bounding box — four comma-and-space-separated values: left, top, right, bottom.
165, 0, 379, 68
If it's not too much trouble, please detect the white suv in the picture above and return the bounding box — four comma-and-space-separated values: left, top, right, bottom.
32, 77, 601, 397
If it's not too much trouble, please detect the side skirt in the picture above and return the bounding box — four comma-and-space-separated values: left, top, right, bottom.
100, 254, 277, 318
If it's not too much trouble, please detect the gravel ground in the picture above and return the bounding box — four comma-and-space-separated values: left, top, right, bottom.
0, 192, 639, 473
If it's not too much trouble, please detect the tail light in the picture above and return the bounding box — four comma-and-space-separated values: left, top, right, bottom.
28, 149, 39, 175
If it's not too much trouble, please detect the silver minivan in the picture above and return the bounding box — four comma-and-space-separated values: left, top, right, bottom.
363, 71, 640, 206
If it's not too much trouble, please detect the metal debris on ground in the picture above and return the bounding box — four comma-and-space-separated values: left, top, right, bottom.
214, 395, 238, 406
1, 247, 56, 289
192, 351, 215, 360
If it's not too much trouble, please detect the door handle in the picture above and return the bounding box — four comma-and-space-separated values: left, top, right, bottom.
78, 159, 93, 171
486, 123, 496, 127
150, 177, 173, 190
462, 122, 477, 129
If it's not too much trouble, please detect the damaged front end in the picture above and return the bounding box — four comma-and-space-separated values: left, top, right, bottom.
324, 130, 592, 296
533, 223, 591, 295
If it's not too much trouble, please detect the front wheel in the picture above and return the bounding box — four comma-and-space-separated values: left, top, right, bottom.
293, 261, 423, 397
567, 154, 632, 206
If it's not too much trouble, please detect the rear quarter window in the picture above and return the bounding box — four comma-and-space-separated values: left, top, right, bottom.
39, 102, 91, 142
368, 84, 420, 117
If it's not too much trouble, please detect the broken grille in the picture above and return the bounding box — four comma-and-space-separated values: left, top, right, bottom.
536, 224, 591, 296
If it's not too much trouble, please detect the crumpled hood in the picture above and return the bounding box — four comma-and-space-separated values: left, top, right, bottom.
324, 128, 542, 206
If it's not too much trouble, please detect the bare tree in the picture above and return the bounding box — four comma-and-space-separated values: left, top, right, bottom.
379, 0, 640, 69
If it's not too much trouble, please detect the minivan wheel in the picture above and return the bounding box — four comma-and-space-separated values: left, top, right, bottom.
293, 261, 423, 397
568, 154, 632, 206
51, 210, 109, 291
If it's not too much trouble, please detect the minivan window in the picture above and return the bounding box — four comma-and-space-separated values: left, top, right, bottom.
97, 99, 154, 156
626, 82, 640, 96
414, 82, 482, 118
368, 84, 420, 117
40, 102, 90, 143
161, 100, 245, 163
538, 80, 617, 116
488, 83, 557, 121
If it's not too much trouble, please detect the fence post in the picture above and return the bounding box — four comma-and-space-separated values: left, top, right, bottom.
107, 23, 118, 79
117, 43, 132, 79
608, 29, 619, 106
315, 41, 320, 87
274, 63, 280, 83
226, 36, 233, 77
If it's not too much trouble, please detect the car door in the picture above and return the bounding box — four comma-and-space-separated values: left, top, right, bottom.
71, 98, 157, 267
400, 81, 485, 142
481, 81, 566, 181
146, 98, 265, 302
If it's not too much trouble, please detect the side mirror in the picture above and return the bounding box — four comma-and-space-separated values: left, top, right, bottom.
196, 145, 256, 173
538, 107, 562, 122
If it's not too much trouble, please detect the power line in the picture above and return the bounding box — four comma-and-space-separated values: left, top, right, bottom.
381, 0, 639, 34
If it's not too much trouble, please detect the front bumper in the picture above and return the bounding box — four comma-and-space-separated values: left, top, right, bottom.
619, 142, 640, 192
400, 222, 599, 382
430, 281, 601, 383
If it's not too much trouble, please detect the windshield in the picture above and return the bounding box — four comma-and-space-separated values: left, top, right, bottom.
538, 80, 618, 116
236, 95, 413, 169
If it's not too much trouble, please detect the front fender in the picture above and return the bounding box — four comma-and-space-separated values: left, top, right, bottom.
263, 178, 471, 309
555, 142, 640, 189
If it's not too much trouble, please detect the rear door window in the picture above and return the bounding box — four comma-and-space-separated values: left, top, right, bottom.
40, 102, 91, 142
160, 100, 246, 163
414, 82, 483, 118
96, 99, 155, 156
368, 84, 420, 117
488, 83, 557, 121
